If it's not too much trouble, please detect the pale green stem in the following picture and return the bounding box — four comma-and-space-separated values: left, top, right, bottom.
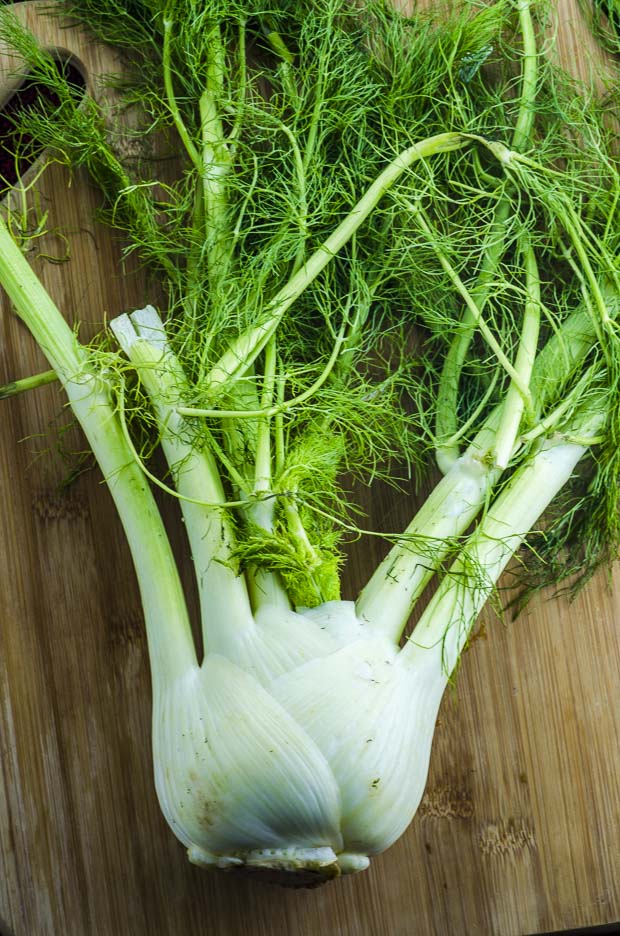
219, 373, 261, 495
199, 23, 233, 288
245, 337, 290, 612
252, 338, 277, 527
413, 204, 533, 459
277, 118, 307, 272
521, 369, 598, 444
493, 242, 541, 468
273, 367, 323, 602
435, 0, 538, 469
511, 0, 539, 153
0, 367, 57, 398
0, 220, 196, 688
261, 18, 300, 107
226, 21, 248, 147
402, 422, 602, 677
561, 207, 615, 333
182, 29, 231, 324
274, 370, 286, 475
177, 317, 348, 420
203, 132, 470, 394
355, 412, 502, 642
434, 198, 512, 470
162, 18, 201, 171
110, 308, 255, 653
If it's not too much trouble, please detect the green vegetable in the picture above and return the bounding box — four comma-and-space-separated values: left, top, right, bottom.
0, 0, 618, 883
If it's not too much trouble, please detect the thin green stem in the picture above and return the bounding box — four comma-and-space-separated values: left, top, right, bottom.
434, 195, 512, 470
260, 17, 301, 108
178, 317, 348, 420
0, 367, 57, 398
204, 132, 470, 394
280, 119, 308, 272
218, 371, 261, 495
252, 337, 277, 527
511, 0, 539, 152
199, 22, 233, 288
413, 204, 533, 425
273, 368, 325, 602
521, 367, 601, 444
282, 494, 324, 604
206, 425, 253, 495
435, 0, 538, 468
436, 371, 499, 451
225, 21, 248, 147
115, 381, 248, 509
274, 368, 286, 476
493, 242, 541, 468
162, 17, 201, 171
245, 337, 291, 612
299, 2, 335, 176
561, 206, 615, 332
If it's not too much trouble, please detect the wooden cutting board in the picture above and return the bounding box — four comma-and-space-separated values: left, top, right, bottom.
0, 3, 618, 934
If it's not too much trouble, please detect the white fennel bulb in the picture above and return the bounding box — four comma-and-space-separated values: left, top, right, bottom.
150, 600, 442, 880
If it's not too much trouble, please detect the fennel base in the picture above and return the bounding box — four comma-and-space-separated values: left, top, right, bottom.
187, 844, 369, 887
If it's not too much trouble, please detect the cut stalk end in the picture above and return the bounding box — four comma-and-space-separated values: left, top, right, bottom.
187, 845, 369, 887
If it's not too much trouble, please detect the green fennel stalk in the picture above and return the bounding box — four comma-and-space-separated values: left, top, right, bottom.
0, 218, 196, 688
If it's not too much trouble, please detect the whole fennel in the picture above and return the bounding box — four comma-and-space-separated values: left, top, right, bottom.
0, 0, 618, 883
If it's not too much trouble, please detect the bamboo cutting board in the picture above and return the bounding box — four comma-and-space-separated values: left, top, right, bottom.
0, 3, 618, 935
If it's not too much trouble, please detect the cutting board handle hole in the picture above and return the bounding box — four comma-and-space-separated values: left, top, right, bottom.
0, 55, 86, 193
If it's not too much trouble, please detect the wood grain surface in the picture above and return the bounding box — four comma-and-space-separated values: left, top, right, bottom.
0, 2, 618, 935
